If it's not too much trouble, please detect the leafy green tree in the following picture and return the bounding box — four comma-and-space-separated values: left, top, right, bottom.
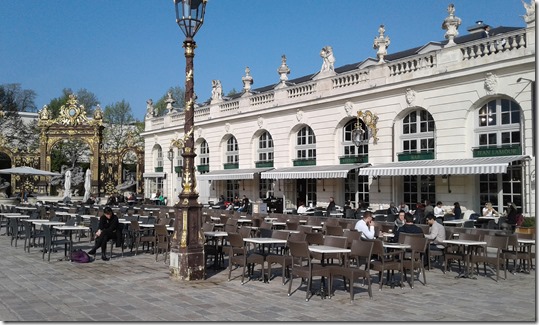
47, 88, 99, 118
154, 86, 185, 116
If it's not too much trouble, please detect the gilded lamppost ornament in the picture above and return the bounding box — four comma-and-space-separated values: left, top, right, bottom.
352, 110, 380, 146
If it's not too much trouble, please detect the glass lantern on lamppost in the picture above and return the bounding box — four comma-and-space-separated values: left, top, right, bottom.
351, 112, 368, 148
170, 0, 207, 281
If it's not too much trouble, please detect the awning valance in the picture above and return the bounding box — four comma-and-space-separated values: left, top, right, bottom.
143, 172, 166, 178
358, 155, 528, 176
197, 168, 273, 181
261, 163, 370, 179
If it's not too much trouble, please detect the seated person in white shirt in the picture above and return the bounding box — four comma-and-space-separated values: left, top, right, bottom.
297, 201, 308, 214
433, 201, 445, 218
354, 211, 376, 240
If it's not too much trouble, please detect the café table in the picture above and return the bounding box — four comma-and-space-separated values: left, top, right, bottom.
270, 221, 286, 230
308, 245, 352, 298
52, 225, 90, 260
244, 237, 288, 282
204, 231, 228, 269
443, 219, 467, 226
442, 239, 486, 279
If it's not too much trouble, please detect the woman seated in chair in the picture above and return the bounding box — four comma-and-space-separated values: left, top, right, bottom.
88, 206, 119, 261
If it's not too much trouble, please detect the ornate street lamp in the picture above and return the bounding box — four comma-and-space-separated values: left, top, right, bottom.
170, 0, 207, 281
351, 112, 367, 148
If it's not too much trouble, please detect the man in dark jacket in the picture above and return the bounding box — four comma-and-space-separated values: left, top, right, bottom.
88, 206, 119, 261
393, 213, 424, 243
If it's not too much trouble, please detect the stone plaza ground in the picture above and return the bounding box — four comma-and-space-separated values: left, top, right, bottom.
0, 233, 536, 322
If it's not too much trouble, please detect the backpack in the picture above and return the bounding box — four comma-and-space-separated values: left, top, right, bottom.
515, 214, 525, 227
71, 249, 93, 263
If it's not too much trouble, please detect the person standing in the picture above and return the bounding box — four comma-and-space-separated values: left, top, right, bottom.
452, 202, 462, 219
88, 207, 119, 261
424, 200, 434, 217
355, 211, 376, 240
326, 197, 336, 217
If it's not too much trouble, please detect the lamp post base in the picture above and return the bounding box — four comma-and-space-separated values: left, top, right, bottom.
169, 249, 205, 281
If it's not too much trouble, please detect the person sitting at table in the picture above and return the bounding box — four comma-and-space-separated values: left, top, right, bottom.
424, 214, 446, 252
85, 195, 96, 205
504, 202, 519, 231
106, 194, 117, 206
217, 195, 226, 209
233, 196, 241, 209
88, 206, 119, 261
127, 192, 136, 201
386, 202, 399, 216
452, 202, 462, 219
394, 210, 406, 232
398, 201, 410, 214
354, 211, 376, 240
237, 195, 250, 213
393, 213, 423, 243
413, 202, 426, 224
434, 201, 445, 218
297, 201, 308, 214
482, 202, 499, 217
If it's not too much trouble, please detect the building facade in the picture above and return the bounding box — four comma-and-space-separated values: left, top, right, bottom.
141, 3, 536, 217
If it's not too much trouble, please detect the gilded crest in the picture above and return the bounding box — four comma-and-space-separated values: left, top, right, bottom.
57, 94, 88, 126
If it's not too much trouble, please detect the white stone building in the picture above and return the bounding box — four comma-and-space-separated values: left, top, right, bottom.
141, 3, 536, 217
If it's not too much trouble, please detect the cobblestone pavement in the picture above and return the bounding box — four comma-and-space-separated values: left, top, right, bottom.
0, 233, 535, 322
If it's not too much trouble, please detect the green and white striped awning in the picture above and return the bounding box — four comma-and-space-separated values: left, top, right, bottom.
261, 163, 370, 179
358, 155, 528, 176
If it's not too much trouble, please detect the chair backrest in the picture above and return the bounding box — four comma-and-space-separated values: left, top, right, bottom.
130, 220, 141, 231
202, 223, 215, 232
238, 226, 251, 238
350, 239, 374, 267
374, 215, 386, 222
324, 218, 339, 226
403, 235, 428, 255
260, 221, 272, 230
259, 228, 273, 238
307, 217, 322, 226
463, 220, 475, 228
298, 225, 313, 234
288, 232, 307, 242
288, 240, 310, 259
272, 230, 290, 240
458, 232, 481, 241
323, 235, 347, 248
305, 232, 324, 245
227, 232, 244, 248
483, 234, 508, 251
398, 232, 424, 244
326, 225, 344, 236
155, 224, 168, 240
286, 221, 299, 230
386, 214, 397, 223
224, 223, 237, 233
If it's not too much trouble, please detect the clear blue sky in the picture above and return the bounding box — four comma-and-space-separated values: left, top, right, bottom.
0, 0, 528, 121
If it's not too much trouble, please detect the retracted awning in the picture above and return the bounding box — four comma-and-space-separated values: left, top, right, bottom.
197, 168, 273, 181
261, 163, 370, 179
358, 155, 528, 176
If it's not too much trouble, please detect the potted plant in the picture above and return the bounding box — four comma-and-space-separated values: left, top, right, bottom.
516, 217, 536, 235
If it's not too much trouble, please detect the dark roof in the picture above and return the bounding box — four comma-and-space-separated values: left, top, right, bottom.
210, 26, 524, 104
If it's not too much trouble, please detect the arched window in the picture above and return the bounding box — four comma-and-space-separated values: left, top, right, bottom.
477, 98, 521, 148
343, 119, 368, 157
198, 140, 209, 174
257, 131, 274, 163
226, 136, 239, 164
296, 126, 316, 160
401, 109, 435, 153
153, 145, 163, 170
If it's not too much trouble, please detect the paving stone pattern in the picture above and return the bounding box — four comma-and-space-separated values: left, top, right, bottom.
0, 234, 535, 322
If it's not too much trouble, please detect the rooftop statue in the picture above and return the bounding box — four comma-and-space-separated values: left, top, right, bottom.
320, 46, 335, 72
